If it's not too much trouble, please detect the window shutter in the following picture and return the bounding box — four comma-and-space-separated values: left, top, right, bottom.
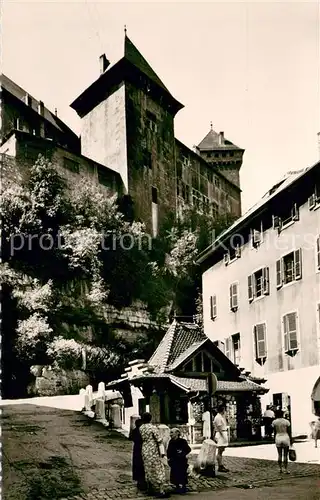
288, 312, 298, 350
210, 295, 217, 319
263, 267, 270, 295
255, 323, 267, 358
317, 236, 320, 270
309, 194, 316, 209
248, 275, 254, 302
230, 283, 238, 309
317, 303, 320, 324
292, 203, 299, 221
294, 249, 302, 280
276, 259, 283, 288
283, 315, 289, 352
225, 337, 230, 359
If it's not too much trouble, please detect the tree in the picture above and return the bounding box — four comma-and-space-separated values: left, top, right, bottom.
0, 155, 236, 396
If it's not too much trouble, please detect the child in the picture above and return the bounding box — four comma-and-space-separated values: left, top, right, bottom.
167, 428, 191, 494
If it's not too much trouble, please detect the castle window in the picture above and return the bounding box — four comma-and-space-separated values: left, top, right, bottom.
212, 202, 218, 218
146, 110, 157, 132
64, 157, 80, 174
152, 186, 158, 237
143, 150, 152, 169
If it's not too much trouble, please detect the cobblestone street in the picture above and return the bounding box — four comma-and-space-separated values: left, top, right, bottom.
2, 405, 320, 500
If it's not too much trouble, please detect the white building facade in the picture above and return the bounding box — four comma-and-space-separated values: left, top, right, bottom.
198, 164, 320, 437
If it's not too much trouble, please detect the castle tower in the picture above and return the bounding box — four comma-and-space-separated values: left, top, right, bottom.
71, 33, 184, 236
196, 125, 244, 188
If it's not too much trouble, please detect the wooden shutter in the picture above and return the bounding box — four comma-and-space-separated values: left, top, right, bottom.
248, 275, 254, 302
294, 249, 302, 280
292, 203, 299, 221
230, 283, 238, 309
283, 315, 289, 351
225, 337, 231, 359
255, 323, 267, 358
262, 267, 270, 295
210, 295, 217, 319
317, 236, 320, 270
284, 312, 298, 351
276, 259, 283, 288
287, 312, 298, 350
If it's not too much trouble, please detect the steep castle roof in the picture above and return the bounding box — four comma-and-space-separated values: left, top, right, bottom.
71, 34, 183, 117
0, 73, 78, 142
197, 127, 242, 151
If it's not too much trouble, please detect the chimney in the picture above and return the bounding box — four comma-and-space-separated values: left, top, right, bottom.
317, 132, 320, 160
99, 54, 110, 74
54, 108, 58, 116
38, 100, 45, 116
219, 131, 224, 146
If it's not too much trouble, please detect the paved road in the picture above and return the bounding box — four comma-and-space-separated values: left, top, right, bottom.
182, 477, 320, 500
2, 405, 320, 500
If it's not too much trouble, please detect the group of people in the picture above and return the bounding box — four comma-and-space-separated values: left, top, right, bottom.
129, 405, 231, 498
129, 412, 191, 498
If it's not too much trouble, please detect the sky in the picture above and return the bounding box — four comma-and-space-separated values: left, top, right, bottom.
2, 1, 320, 213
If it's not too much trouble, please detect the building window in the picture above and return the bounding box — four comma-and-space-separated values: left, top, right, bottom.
250, 222, 263, 247
214, 176, 220, 188
283, 312, 299, 356
146, 110, 157, 132
184, 352, 220, 373
316, 236, 320, 271
224, 244, 241, 264
151, 186, 158, 237
232, 333, 241, 365
273, 203, 299, 231
308, 180, 320, 209
229, 282, 239, 311
64, 157, 80, 174
254, 323, 267, 365
143, 150, 152, 169
276, 249, 302, 288
248, 267, 269, 302
210, 295, 217, 320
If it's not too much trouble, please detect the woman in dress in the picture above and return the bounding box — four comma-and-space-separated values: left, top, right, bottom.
129, 418, 146, 491
272, 409, 291, 474
139, 412, 168, 498
167, 428, 191, 494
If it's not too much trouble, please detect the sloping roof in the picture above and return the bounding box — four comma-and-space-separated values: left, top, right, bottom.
197, 128, 241, 151
106, 372, 268, 394
71, 35, 183, 116
166, 339, 207, 371
148, 321, 207, 372
0, 74, 78, 140
197, 166, 314, 264
124, 35, 169, 93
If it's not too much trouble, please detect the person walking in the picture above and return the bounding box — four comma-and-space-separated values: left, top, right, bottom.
312, 416, 320, 448
272, 409, 291, 474
263, 405, 275, 439
213, 405, 229, 473
129, 418, 146, 491
139, 412, 168, 498
167, 428, 191, 494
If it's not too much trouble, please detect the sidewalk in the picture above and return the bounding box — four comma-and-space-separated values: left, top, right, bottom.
3, 404, 320, 500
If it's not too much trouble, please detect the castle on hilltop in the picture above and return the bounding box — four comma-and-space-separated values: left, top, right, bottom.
0, 34, 244, 235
